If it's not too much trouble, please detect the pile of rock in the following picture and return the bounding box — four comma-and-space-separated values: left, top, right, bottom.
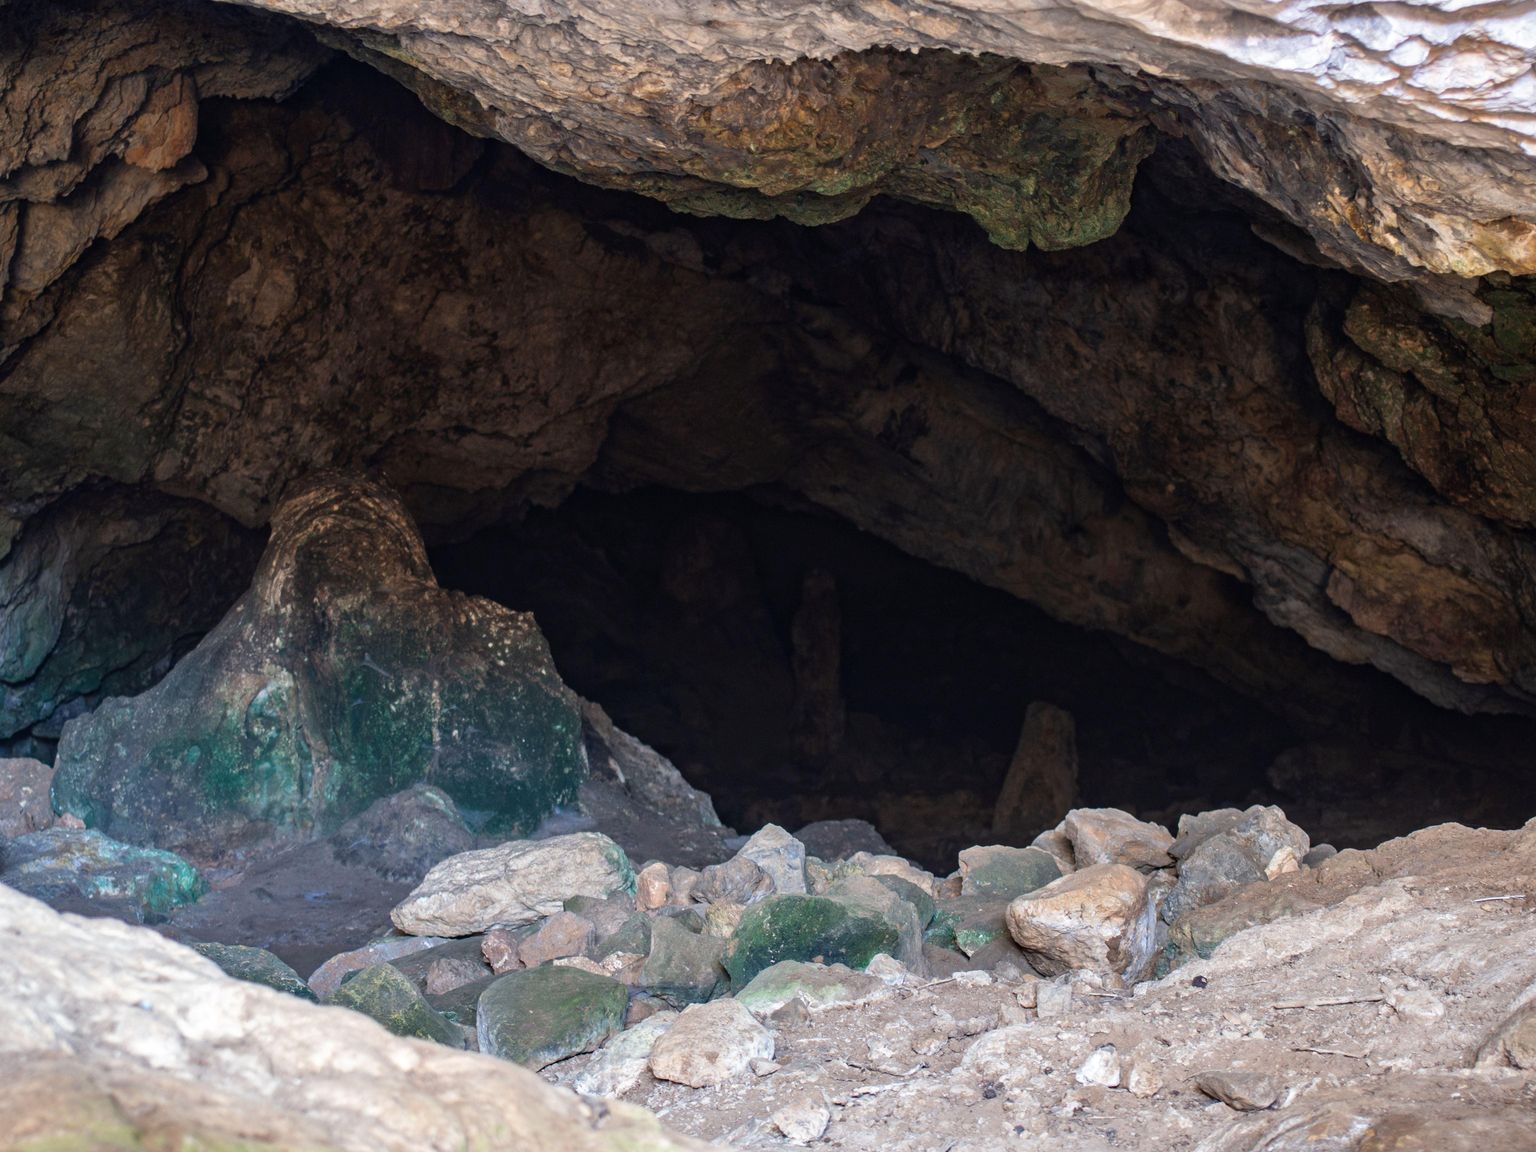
184, 804, 1323, 1095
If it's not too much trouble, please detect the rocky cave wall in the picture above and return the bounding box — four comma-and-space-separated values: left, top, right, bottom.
2, 0, 1536, 849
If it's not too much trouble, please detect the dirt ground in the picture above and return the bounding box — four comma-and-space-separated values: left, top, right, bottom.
542, 821, 1536, 1150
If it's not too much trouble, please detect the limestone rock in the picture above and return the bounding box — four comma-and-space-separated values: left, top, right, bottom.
573, 1011, 679, 1097
958, 845, 1063, 899
0, 828, 202, 924
330, 784, 476, 883
1005, 864, 1157, 980
639, 917, 729, 1006
476, 965, 629, 1069
189, 941, 316, 1001
993, 702, 1078, 843
649, 999, 775, 1088
735, 824, 809, 896
52, 475, 588, 853
520, 912, 598, 968
1193, 1070, 1281, 1112
1164, 807, 1311, 926
0, 758, 54, 838
309, 935, 447, 999
722, 894, 901, 988
733, 960, 885, 1016
795, 819, 895, 860
1062, 808, 1173, 871
772, 1092, 833, 1143
0, 884, 709, 1152
330, 963, 464, 1047
636, 861, 671, 910
1476, 1000, 1536, 1070
391, 832, 635, 937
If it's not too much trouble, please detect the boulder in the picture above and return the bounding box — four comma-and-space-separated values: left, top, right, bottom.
957, 844, 1063, 899
639, 916, 728, 1005
734, 824, 808, 895
825, 875, 926, 973
733, 960, 887, 1016
794, 819, 895, 860
51, 474, 587, 854
391, 832, 635, 937
1005, 863, 1157, 980
189, 941, 316, 1001
329, 783, 475, 883
330, 963, 464, 1047
649, 999, 774, 1087
519, 911, 597, 968
1062, 808, 1173, 871
309, 934, 448, 999
572, 1010, 679, 1097
0, 884, 708, 1152
1163, 807, 1310, 925
0, 828, 201, 924
0, 757, 55, 837
476, 965, 628, 1069
722, 894, 901, 987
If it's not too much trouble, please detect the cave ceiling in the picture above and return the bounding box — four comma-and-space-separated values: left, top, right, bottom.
2, 0, 1536, 747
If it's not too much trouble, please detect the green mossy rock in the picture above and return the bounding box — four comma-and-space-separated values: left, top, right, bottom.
959, 846, 1062, 900
928, 896, 1010, 957
476, 965, 628, 1070
733, 960, 885, 1015
51, 475, 586, 854
331, 962, 463, 1047
0, 829, 202, 924
722, 894, 900, 988
639, 917, 728, 1006
190, 942, 316, 1001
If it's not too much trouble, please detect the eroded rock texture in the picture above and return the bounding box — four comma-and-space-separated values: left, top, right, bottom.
211, 0, 1536, 290
52, 474, 586, 855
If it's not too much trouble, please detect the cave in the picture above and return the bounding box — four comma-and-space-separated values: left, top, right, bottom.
3, 2, 1536, 1147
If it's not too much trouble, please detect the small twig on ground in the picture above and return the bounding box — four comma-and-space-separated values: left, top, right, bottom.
840, 1059, 927, 1078
1472, 894, 1528, 903
1270, 994, 1385, 1010
1291, 1045, 1368, 1059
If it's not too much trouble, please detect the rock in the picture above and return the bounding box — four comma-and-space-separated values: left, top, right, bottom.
1075, 1044, 1121, 1087
1476, 1000, 1536, 1070
838, 852, 940, 898
597, 913, 655, 962
0, 828, 201, 924
0, 758, 55, 837
52, 474, 588, 853
929, 895, 1011, 957
735, 824, 808, 895
1035, 979, 1073, 1019
1062, 808, 1173, 871
520, 911, 598, 968
476, 965, 628, 1069
1303, 844, 1339, 868
1169, 809, 1247, 860
697, 855, 774, 905
0, 884, 708, 1152
572, 1011, 679, 1097
330, 783, 476, 883
864, 953, 909, 985
483, 925, 529, 974
1194, 1069, 1280, 1111
702, 900, 747, 938
722, 894, 902, 987
636, 861, 671, 910
188, 941, 316, 1001
309, 935, 448, 999
1005, 863, 1156, 980
564, 894, 638, 938
391, 832, 635, 937
872, 874, 937, 928
772, 1092, 833, 1143
387, 935, 494, 990
330, 963, 464, 1047
425, 973, 498, 1029
795, 819, 895, 860
992, 702, 1078, 844
733, 960, 887, 1016
1163, 807, 1310, 925
1030, 828, 1077, 875
425, 956, 489, 997
825, 875, 927, 972
639, 916, 729, 1005
649, 999, 775, 1088
958, 845, 1063, 899
1126, 1058, 1163, 1098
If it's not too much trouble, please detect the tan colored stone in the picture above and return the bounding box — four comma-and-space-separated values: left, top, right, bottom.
649, 999, 775, 1088
482, 926, 525, 975
519, 912, 596, 968
636, 861, 671, 911
1062, 808, 1173, 871
993, 702, 1078, 844
1005, 864, 1156, 980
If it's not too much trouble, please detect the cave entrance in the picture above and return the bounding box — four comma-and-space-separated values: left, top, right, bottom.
428, 487, 1527, 871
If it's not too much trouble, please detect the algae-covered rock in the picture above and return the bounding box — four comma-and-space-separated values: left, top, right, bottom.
958, 845, 1063, 899
476, 965, 628, 1069
733, 960, 886, 1016
51, 474, 586, 854
0, 828, 202, 924
722, 894, 900, 987
928, 895, 1011, 957
330, 962, 464, 1046
190, 941, 316, 1001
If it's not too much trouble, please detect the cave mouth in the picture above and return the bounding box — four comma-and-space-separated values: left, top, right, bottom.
429, 486, 1536, 872
4, 39, 1536, 888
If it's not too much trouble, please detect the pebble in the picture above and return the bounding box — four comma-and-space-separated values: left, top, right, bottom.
1035, 980, 1073, 1019
1126, 1059, 1163, 1098
1075, 1043, 1121, 1087
772, 1092, 832, 1143
1194, 1069, 1280, 1111
649, 999, 775, 1087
